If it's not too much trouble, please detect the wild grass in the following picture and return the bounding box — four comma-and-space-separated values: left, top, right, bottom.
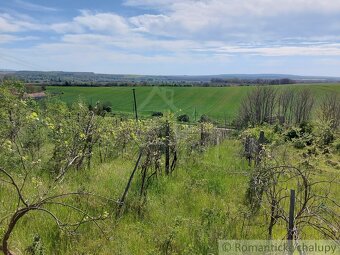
2, 135, 338, 254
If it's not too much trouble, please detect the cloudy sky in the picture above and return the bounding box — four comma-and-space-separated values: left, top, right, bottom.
1, 0, 340, 75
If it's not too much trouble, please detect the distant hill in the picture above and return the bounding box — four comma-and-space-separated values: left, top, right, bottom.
1, 70, 339, 86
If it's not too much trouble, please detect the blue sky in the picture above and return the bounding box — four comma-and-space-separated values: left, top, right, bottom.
1, 0, 340, 76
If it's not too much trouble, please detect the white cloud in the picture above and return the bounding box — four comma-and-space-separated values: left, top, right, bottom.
0, 13, 44, 32
129, 14, 170, 33
74, 10, 130, 34
14, 0, 58, 12
51, 22, 84, 34
0, 34, 20, 43
0, 34, 38, 43
125, 0, 340, 40
0, 15, 20, 32
51, 10, 130, 35
60, 32, 225, 56
125, 0, 340, 14
203, 43, 340, 57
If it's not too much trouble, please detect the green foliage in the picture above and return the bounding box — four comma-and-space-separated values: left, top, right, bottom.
293, 139, 306, 149
299, 121, 313, 135
177, 114, 190, 123
335, 140, 340, 153
284, 123, 315, 148
312, 121, 336, 147
199, 114, 212, 123
241, 125, 282, 144
273, 123, 283, 134
151, 111, 163, 117
319, 127, 335, 146
285, 128, 300, 140
26, 235, 45, 255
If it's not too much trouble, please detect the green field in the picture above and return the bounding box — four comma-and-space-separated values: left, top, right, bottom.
47, 84, 340, 122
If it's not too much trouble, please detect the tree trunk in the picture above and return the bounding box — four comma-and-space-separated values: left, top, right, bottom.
2, 209, 28, 255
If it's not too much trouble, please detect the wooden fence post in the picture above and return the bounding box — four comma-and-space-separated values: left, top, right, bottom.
165, 120, 170, 175
288, 189, 296, 255
258, 130, 266, 144
132, 88, 138, 121
117, 150, 143, 217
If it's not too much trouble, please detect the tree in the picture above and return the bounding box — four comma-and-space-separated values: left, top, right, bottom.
277, 88, 295, 124
237, 86, 277, 127
246, 157, 339, 241
0, 167, 109, 255
319, 93, 340, 129
0, 81, 109, 254
293, 88, 315, 124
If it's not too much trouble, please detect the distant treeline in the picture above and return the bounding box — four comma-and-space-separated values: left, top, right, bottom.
25, 78, 296, 87
1, 71, 337, 87
3, 77, 297, 87
211, 78, 295, 85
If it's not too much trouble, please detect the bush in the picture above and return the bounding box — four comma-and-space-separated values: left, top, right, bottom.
241, 125, 281, 144
199, 114, 211, 123
273, 123, 283, 134
299, 121, 313, 134
177, 114, 190, 122
305, 137, 314, 146
285, 128, 299, 141
334, 141, 340, 153
102, 101, 112, 113
88, 102, 112, 116
294, 139, 306, 149
151, 112, 163, 117
320, 127, 334, 145
307, 146, 318, 156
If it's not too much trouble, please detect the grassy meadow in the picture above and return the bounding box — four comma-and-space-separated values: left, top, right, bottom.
4, 137, 339, 254
1, 82, 339, 255
47, 84, 340, 122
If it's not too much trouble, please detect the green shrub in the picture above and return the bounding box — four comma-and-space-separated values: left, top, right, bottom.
151, 111, 163, 117
242, 125, 281, 144
199, 114, 212, 123
303, 134, 314, 146
285, 128, 299, 141
293, 139, 306, 149
177, 114, 190, 122
320, 127, 334, 145
26, 235, 45, 255
299, 121, 313, 134
335, 142, 340, 153
273, 123, 283, 134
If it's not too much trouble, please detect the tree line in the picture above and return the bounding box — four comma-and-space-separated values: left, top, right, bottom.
236, 86, 340, 129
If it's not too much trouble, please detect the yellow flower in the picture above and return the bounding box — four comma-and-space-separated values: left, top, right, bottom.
28, 112, 39, 121
103, 211, 109, 218
3, 140, 13, 152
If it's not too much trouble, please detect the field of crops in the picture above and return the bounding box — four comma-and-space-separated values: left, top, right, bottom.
47, 84, 340, 122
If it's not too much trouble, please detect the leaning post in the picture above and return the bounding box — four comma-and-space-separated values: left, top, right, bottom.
288, 189, 296, 255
